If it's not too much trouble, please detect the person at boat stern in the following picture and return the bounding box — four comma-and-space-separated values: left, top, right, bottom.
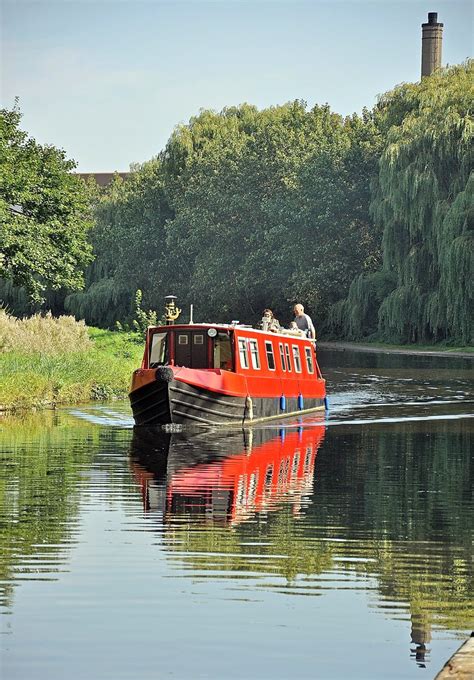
261, 309, 281, 332
293, 303, 316, 339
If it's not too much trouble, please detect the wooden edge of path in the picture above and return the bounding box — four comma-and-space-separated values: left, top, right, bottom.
434, 634, 474, 680
317, 341, 473, 359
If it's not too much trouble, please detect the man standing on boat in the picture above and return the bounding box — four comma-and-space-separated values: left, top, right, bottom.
293, 304, 316, 339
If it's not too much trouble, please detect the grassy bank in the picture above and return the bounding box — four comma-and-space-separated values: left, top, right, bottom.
0, 323, 143, 412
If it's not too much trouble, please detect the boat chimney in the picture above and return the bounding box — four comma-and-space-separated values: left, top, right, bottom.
421, 12, 443, 77
189, 304, 194, 324
164, 295, 181, 325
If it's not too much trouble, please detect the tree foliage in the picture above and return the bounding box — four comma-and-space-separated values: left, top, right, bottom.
161, 101, 380, 323
0, 105, 94, 302
4, 63, 471, 346
71, 102, 379, 328
65, 160, 172, 325
333, 62, 473, 344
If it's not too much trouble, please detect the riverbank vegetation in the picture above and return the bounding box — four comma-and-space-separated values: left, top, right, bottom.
0, 311, 142, 411
1, 61, 472, 346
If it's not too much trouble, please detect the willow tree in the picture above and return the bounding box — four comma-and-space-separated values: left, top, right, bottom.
336, 62, 473, 344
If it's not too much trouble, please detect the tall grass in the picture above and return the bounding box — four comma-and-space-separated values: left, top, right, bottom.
0, 311, 143, 411
0, 310, 91, 353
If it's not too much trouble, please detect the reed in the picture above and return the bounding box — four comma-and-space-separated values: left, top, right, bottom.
0, 310, 92, 354
0, 312, 143, 411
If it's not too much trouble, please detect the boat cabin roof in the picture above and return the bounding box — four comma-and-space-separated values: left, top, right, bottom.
141, 320, 322, 378
148, 323, 311, 341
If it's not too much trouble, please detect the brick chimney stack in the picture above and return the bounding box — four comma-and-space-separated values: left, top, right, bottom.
421, 12, 443, 77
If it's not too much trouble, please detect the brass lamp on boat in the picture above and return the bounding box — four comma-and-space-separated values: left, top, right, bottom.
164, 295, 181, 325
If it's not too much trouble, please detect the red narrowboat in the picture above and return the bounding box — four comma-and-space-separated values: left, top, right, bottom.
129, 300, 326, 427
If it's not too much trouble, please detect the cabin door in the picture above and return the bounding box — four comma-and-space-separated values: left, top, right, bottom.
174, 331, 208, 368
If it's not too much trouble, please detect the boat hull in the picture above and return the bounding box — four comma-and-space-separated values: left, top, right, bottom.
130, 368, 325, 427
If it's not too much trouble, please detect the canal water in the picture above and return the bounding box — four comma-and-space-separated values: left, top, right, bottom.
0, 349, 472, 679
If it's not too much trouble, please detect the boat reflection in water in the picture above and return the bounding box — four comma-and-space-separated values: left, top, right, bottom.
130, 424, 326, 525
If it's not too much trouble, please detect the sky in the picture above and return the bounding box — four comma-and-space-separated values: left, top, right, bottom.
1, 0, 472, 171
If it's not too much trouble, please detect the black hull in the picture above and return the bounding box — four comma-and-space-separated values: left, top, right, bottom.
130, 378, 172, 425
130, 376, 325, 427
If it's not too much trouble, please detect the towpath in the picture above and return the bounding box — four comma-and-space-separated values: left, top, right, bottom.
434, 635, 474, 679
318, 341, 473, 359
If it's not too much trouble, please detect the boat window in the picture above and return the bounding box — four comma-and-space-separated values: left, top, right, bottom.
264, 464, 273, 491
305, 347, 314, 373
193, 334, 204, 345
279, 343, 286, 372
150, 332, 167, 367
236, 475, 247, 506
238, 338, 249, 369
249, 339, 260, 369
178, 334, 188, 345
213, 332, 233, 370
285, 344, 292, 372
278, 457, 290, 489
265, 341, 276, 370
291, 451, 300, 478
247, 472, 258, 504
292, 345, 302, 373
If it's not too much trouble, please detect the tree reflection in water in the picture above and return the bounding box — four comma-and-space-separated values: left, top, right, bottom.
0, 410, 471, 673
130, 417, 473, 664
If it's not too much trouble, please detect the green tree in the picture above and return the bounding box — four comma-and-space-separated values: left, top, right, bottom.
271, 107, 382, 319
0, 105, 94, 302
64, 101, 379, 329
332, 62, 473, 343
162, 101, 380, 324
65, 159, 172, 326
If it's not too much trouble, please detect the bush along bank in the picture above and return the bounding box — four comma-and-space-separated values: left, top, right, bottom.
0, 312, 143, 412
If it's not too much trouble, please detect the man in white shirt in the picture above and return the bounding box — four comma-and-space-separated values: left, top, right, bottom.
293, 303, 316, 339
